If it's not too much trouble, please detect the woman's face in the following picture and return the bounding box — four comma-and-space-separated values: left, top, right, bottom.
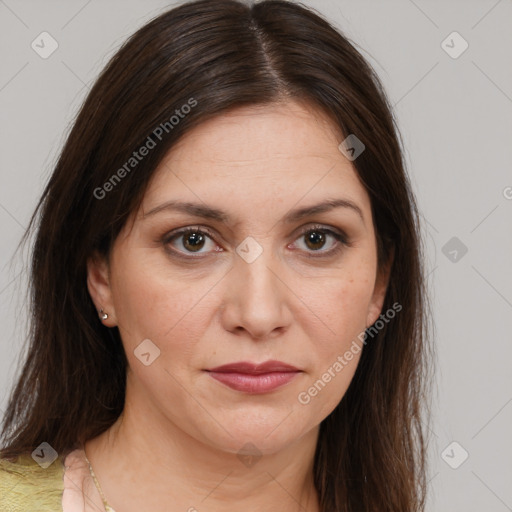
88, 100, 390, 455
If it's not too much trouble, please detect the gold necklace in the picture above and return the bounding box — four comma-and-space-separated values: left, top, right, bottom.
83, 451, 115, 512
82, 449, 314, 512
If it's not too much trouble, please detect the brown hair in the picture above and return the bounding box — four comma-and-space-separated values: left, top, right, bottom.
1, 1, 433, 510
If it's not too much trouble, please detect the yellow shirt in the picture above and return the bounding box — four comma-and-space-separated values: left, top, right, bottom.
0, 453, 64, 511
0, 449, 116, 511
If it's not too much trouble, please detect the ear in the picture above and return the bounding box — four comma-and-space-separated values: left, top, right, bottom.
366, 246, 394, 327
87, 250, 117, 326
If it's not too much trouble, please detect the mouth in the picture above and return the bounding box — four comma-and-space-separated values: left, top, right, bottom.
204, 360, 302, 394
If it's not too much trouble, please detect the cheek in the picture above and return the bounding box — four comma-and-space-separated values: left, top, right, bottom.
326, 276, 373, 324
293, 265, 374, 415
298, 263, 376, 349
109, 253, 219, 356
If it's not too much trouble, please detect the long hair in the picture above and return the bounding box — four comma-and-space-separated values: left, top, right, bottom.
0, 1, 433, 510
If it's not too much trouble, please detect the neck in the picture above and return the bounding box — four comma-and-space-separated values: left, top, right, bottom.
85, 382, 321, 512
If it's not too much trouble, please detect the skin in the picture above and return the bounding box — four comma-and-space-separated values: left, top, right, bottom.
86, 99, 391, 512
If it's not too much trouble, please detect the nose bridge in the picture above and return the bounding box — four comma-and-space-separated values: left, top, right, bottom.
235, 237, 283, 305
221, 236, 292, 338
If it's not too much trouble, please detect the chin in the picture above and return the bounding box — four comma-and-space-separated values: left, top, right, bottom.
201, 418, 310, 457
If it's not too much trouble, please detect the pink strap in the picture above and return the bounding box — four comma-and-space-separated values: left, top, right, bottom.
62, 449, 107, 512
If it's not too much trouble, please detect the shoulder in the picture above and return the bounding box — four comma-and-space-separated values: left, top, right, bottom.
0, 453, 65, 511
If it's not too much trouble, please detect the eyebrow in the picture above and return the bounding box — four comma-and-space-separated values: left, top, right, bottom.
143, 198, 364, 224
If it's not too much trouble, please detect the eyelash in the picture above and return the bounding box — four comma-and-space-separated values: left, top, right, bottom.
161, 224, 350, 260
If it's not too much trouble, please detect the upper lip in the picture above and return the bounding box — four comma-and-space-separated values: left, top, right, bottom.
206, 360, 300, 374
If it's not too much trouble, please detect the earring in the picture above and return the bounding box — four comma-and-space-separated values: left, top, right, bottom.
99, 308, 108, 320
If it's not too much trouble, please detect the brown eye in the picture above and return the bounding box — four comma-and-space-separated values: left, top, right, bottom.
164, 227, 219, 256
303, 230, 327, 251
181, 231, 206, 252
292, 224, 349, 258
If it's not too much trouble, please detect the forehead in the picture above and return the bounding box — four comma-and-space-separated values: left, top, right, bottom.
164, 100, 342, 164
141, 100, 371, 223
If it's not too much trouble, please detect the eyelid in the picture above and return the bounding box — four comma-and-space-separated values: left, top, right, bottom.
294, 223, 348, 242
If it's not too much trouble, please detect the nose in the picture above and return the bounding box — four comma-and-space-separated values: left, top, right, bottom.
219, 247, 293, 340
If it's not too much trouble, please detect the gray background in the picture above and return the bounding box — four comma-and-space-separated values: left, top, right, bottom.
1, 0, 511, 510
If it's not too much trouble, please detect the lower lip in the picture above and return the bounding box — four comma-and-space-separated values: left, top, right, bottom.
206, 371, 300, 393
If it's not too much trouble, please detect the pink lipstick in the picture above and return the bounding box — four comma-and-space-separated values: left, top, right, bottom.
205, 360, 301, 393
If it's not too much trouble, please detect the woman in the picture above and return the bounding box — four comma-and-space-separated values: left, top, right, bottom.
0, 0, 432, 510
